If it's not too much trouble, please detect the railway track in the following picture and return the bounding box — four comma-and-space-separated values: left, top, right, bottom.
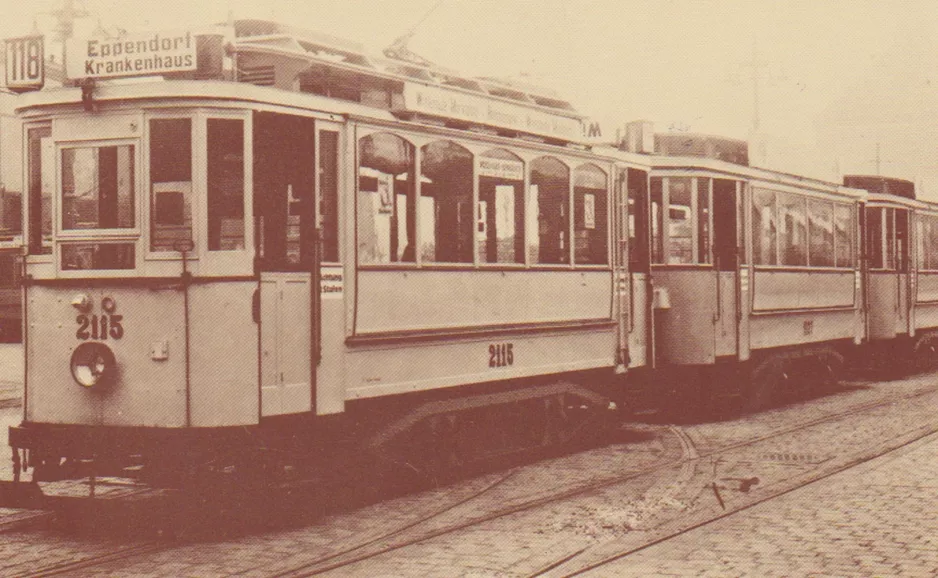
532, 425, 938, 577
3, 378, 937, 577
251, 379, 938, 578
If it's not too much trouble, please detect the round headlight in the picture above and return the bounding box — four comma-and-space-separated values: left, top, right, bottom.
70, 342, 116, 388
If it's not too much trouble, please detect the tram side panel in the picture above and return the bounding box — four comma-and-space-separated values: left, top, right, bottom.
347, 265, 617, 400
26, 285, 188, 427
189, 282, 259, 427
748, 270, 861, 349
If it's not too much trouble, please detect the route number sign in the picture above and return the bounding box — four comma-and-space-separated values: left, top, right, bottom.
4, 36, 45, 92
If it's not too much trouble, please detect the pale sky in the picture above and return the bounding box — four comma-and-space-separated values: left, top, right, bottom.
4, 1, 938, 193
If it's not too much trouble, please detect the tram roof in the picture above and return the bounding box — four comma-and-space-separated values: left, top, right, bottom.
649, 154, 868, 201
14, 19, 588, 145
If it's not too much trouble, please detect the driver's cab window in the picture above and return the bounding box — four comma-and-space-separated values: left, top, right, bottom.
149, 118, 193, 252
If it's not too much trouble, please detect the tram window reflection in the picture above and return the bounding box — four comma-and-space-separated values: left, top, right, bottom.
530, 157, 569, 265
61, 243, 135, 270
779, 192, 807, 267
27, 126, 53, 255
62, 146, 135, 231
697, 178, 711, 265
149, 118, 192, 252
808, 200, 835, 267
573, 164, 607, 265
420, 141, 473, 263
752, 188, 778, 266
922, 216, 938, 271
650, 178, 663, 264
667, 178, 692, 265
478, 149, 524, 264
207, 119, 245, 251
358, 133, 416, 264
319, 131, 340, 262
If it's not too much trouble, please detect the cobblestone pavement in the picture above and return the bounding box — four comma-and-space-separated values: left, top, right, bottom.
585, 429, 938, 577
0, 374, 936, 577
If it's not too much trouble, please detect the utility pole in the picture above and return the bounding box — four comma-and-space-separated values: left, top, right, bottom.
48, 0, 90, 43
43, 0, 91, 69
734, 43, 785, 166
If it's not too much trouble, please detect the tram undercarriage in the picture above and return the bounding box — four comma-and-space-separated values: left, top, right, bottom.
7, 371, 621, 492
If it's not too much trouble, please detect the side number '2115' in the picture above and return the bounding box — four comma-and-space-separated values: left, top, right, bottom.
489, 343, 514, 368
76, 314, 124, 340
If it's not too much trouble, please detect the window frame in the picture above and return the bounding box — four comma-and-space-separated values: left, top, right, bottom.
56, 138, 141, 240
572, 162, 610, 266
914, 212, 938, 272
477, 148, 526, 267
649, 175, 715, 268
24, 122, 54, 260
419, 139, 476, 265
142, 109, 253, 268
206, 116, 248, 253
144, 111, 198, 261
355, 125, 613, 271
752, 186, 856, 271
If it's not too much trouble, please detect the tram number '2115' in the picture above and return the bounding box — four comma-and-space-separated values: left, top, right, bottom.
489, 343, 514, 368
76, 315, 124, 340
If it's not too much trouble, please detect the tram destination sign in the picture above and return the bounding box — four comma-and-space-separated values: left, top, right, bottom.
399, 84, 583, 141
66, 30, 197, 80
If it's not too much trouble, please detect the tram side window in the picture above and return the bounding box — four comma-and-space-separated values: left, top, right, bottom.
27, 126, 53, 255
697, 178, 710, 265
478, 149, 524, 264
358, 133, 415, 263
667, 178, 693, 265
922, 216, 938, 271
149, 119, 192, 252
207, 119, 245, 251
808, 200, 835, 267
650, 178, 663, 264
0, 189, 21, 242
529, 157, 570, 264
778, 192, 807, 266
627, 169, 650, 271
833, 204, 853, 268
929, 217, 938, 270
319, 131, 340, 263
916, 218, 925, 270
867, 207, 898, 270
420, 141, 473, 263
62, 146, 135, 230
752, 188, 777, 266
884, 208, 896, 269
573, 164, 608, 265
867, 207, 884, 269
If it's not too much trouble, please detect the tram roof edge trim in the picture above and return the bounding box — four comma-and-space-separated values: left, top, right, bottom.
11, 80, 393, 121
650, 155, 868, 200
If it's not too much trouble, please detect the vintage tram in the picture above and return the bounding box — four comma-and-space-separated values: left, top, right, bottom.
6, 21, 650, 484
622, 129, 865, 409
6, 18, 938, 490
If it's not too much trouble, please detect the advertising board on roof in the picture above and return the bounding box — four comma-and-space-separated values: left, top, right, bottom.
399, 83, 582, 141
66, 30, 197, 80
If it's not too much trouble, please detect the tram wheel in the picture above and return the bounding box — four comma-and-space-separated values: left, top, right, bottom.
913, 337, 938, 373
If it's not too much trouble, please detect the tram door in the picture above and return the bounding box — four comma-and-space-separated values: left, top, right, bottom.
255, 113, 319, 417
713, 180, 739, 358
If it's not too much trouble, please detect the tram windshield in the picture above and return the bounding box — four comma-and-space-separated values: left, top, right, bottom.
24, 109, 252, 276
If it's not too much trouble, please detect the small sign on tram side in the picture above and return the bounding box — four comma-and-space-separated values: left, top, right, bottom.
4, 35, 45, 92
